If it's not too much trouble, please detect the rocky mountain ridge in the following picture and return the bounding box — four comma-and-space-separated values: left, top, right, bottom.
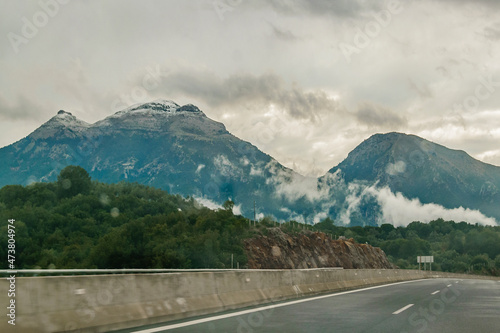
328, 132, 500, 223
1, 100, 499, 226
0, 100, 309, 222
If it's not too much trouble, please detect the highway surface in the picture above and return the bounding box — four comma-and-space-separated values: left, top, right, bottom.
122, 278, 500, 333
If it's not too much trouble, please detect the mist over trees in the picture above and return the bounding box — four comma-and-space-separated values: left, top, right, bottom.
1, 166, 499, 275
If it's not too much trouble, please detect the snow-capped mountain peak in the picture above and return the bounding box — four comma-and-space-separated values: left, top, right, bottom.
176, 103, 205, 115
54, 109, 83, 122
29, 110, 90, 140
95, 99, 207, 131
57, 109, 73, 116
127, 99, 180, 113
107, 99, 204, 117
52, 110, 90, 127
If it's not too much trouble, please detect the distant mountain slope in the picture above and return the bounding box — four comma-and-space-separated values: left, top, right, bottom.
0, 100, 311, 220
328, 132, 500, 222
1, 102, 498, 226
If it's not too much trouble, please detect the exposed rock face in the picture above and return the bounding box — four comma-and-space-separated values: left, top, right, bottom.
244, 228, 394, 269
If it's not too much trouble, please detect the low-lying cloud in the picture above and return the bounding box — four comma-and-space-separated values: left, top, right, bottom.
370, 186, 498, 226
265, 160, 334, 202
193, 195, 222, 211
338, 183, 498, 226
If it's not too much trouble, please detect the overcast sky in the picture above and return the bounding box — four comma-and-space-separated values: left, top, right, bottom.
1, 0, 499, 176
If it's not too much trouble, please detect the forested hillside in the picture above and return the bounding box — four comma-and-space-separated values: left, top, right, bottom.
0, 166, 253, 269
1, 166, 499, 275
314, 218, 500, 275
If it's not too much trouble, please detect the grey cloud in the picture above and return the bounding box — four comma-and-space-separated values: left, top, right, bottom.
355, 102, 407, 128
264, 0, 384, 18
435, 66, 451, 78
262, 0, 500, 19
0, 95, 46, 121
483, 23, 500, 40
156, 71, 340, 121
436, 0, 500, 6
268, 23, 299, 41
408, 79, 433, 99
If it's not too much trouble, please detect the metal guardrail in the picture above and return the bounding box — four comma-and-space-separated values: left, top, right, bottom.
0, 267, 345, 276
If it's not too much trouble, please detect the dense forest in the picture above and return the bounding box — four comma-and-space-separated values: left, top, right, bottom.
313, 218, 500, 275
1, 166, 500, 276
0, 166, 254, 269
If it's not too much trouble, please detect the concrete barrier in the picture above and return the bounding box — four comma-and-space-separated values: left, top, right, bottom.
0, 269, 498, 332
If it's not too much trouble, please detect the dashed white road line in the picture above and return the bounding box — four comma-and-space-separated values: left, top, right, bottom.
131, 279, 427, 332
431, 290, 440, 295
447, 284, 452, 287
393, 304, 414, 315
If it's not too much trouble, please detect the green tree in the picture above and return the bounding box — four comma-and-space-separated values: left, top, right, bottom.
471, 254, 490, 272
495, 255, 500, 270
222, 199, 235, 212
57, 166, 91, 198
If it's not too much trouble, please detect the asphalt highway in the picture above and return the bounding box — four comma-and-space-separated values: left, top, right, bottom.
123, 278, 500, 333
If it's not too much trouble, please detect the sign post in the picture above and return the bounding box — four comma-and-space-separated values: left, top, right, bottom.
417, 256, 434, 271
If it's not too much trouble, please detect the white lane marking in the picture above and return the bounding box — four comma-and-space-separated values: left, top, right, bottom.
431, 290, 440, 295
455, 281, 459, 283
393, 304, 414, 315
131, 279, 428, 332
447, 284, 452, 287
